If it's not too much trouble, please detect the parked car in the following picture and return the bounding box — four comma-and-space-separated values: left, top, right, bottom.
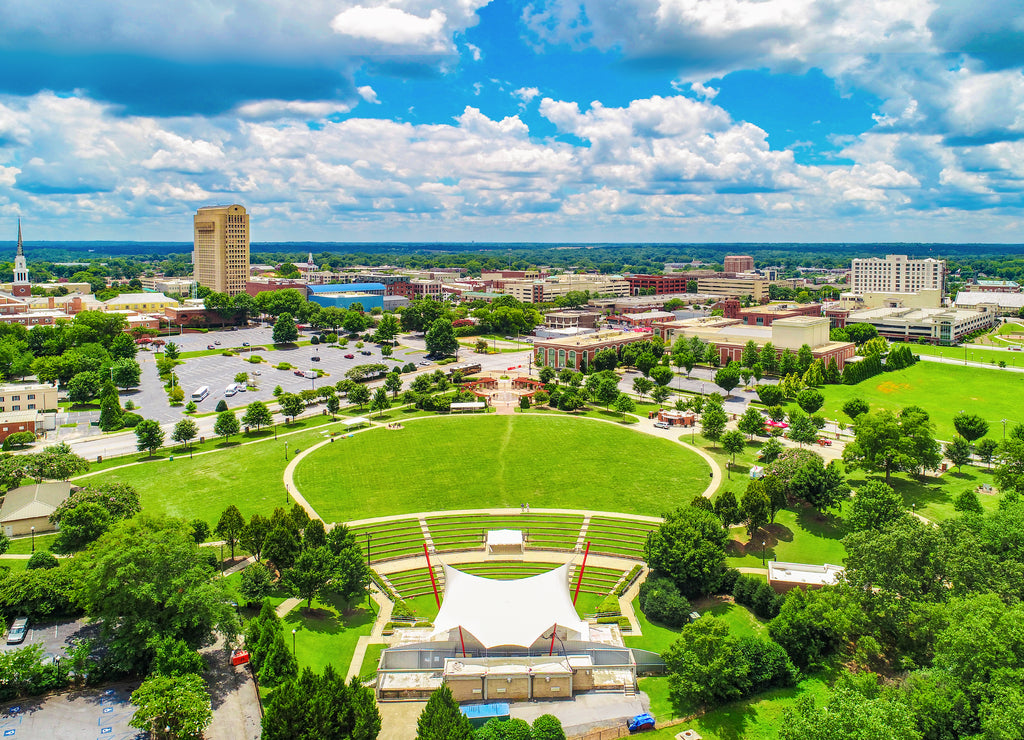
344, 354, 355, 359
311, 356, 320, 362
7, 617, 28, 645
214, 340, 221, 345
242, 342, 251, 347
653, 421, 670, 429
207, 344, 216, 350
817, 438, 832, 446
360, 350, 371, 356
225, 385, 237, 397
627, 714, 655, 733
419, 360, 431, 366
294, 370, 303, 376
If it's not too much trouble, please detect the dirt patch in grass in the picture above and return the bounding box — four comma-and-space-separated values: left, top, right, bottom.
876, 381, 912, 394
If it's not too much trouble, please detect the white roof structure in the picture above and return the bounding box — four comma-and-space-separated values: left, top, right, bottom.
486, 530, 523, 547
432, 564, 589, 648
768, 561, 844, 587
344, 416, 371, 426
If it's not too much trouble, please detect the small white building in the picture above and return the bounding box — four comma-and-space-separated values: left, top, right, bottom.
767, 561, 845, 593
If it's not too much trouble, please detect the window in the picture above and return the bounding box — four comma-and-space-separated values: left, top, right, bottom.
27, 394, 34, 400
27, 404, 34, 410
11, 405, 18, 411
11, 396, 19, 401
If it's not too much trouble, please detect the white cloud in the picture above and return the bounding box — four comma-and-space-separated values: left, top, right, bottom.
513, 87, 540, 106
234, 100, 352, 121
466, 43, 482, 61
357, 86, 379, 104
331, 7, 449, 48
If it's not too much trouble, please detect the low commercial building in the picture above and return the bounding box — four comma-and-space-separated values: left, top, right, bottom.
955, 292, 1024, 316
722, 300, 822, 326
767, 561, 845, 593
625, 274, 693, 296
0, 481, 70, 537
504, 275, 630, 303
103, 293, 179, 314
653, 315, 855, 370
139, 277, 194, 294
971, 280, 1021, 293
244, 277, 308, 298
0, 383, 58, 413
837, 289, 943, 311
307, 283, 386, 311
544, 309, 601, 330
845, 306, 996, 344
533, 330, 649, 370
696, 276, 768, 301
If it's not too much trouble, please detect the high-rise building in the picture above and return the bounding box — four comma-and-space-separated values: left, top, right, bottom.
850, 254, 945, 294
193, 204, 250, 295
724, 255, 755, 273
12, 220, 29, 298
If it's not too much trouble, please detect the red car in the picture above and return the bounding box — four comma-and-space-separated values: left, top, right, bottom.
344, 353, 355, 359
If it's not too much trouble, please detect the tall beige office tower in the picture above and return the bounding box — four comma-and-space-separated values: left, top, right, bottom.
193, 204, 249, 295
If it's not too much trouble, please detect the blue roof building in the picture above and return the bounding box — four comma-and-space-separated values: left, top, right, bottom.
307, 283, 386, 310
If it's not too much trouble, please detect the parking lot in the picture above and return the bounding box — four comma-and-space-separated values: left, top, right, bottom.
0, 618, 95, 665
1, 683, 140, 740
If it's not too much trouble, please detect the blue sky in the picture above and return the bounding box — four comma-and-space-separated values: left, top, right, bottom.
0, 0, 1023, 242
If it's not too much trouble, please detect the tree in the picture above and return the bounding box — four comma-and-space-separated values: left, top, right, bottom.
285, 546, 338, 609
264, 524, 301, 571
954, 489, 984, 516
721, 430, 746, 476
977, 438, 999, 469
738, 407, 765, 439
780, 683, 921, 740
348, 384, 370, 410
272, 312, 299, 344
755, 383, 785, 407
741, 480, 771, 536
953, 412, 988, 444
701, 403, 727, 448
52, 501, 112, 553
163, 341, 180, 360
843, 409, 941, 484
613, 393, 635, 420
216, 505, 245, 560
651, 385, 672, 405
791, 457, 849, 513
238, 562, 272, 605
24, 441, 89, 481
532, 714, 567, 740
714, 363, 741, 396
326, 395, 341, 419
787, 410, 819, 447
67, 371, 101, 404
111, 358, 142, 389
796, 387, 824, 414
843, 397, 869, 420
326, 524, 373, 603
645, 507, 728, 598
664, 617, 750, 709
277, 392, 305, 421
171, 418, 198, 450
632, 376, 654, 401
190, 520, 210, 544
593, 348, 618, 371
714, 489, 741, 527
372, 313, 401, 344
134, 418, 164, 456
371, 387, 391, 417
240, 401, 273, 431
240, 514, 271, 562
129, 673, 212, 740
416, 684, 473, 740
263, 667, 379, 740
72, 515, 239, 673
425, 318, 458, 357
650, 365, 674, 387
109, 332, 138, 360
763, 474, 788, 523
214, 410, 240, 441
847, 480, 905, 531
945, 437, 972, 472
384, 372, 403, 398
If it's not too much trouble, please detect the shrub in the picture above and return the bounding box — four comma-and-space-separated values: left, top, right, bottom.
120, 412, 143, 428
248, 355, 262, 364
310, 335, 319, 345
215, 399, 228, 412
639, 575, 691, 629
123, 400, 136, 411
185, 401, 197, 414
26, 551, 59, 570
732, 574, 760, 605
718, 567, 741, 594
597, 594, 621, 615
276, 363, 292, 370
615, 565, 643, 596
168, 386, 184, 404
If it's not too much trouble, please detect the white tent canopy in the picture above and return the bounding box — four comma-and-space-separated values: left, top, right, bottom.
344, 416, 371, 426
431, 564, 589, 648
486, 529, 523, 552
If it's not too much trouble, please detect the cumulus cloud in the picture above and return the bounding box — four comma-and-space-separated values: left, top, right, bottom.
234, 100, 352, 121
0, 88, 1021, 240
357, 86, 380, 104
331, 7, 449, 49
513, 87, 540, 106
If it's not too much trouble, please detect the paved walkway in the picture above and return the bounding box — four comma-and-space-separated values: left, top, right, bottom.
345, 587, 394, 681
370, 548, 643, 578
617, 566, 648, 634
275, 598, 302, 619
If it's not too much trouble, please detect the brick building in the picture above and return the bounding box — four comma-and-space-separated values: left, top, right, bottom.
533, 330, 649, 370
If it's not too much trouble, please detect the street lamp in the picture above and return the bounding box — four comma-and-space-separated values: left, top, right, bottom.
30, 525, 34, 552
761, 540, 766, 565
284, 441, 289, 460
291, 629, 297, 657
1003, 418, 1008, 440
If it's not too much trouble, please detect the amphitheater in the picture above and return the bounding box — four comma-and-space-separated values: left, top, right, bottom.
283, 413, 719, 704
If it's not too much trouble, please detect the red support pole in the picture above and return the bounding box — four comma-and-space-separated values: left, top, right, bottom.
549, 624, 557, 656
573, 542, 590, 605
424, 543, 440, 608
459, 626, 467, 658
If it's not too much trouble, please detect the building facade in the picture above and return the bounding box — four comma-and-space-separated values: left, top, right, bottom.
307, 283, 386, 311
723, 255, 755, 273
850, 255, 945, 294
12, 220, 29, 298
534, 330, 648, 370
0, 383, 57, 413
845, 306, 995, 344
193, 204, 250, 295
625, 274, 692, 296
696, 276, 768, 301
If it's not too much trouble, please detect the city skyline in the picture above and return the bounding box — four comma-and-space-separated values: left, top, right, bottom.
0, 0, 1022, 243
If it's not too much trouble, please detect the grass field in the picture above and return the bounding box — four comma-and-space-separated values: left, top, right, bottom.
83, 426, 336, 525
793, 361, 1024, 439
724, 507, 848, 568
295, 415, 710, 522
912, 343, 1024, 365
5, 532, 58, 554
279, 593, 374, 676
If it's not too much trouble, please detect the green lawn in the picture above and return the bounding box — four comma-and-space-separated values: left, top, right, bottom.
793, 362, 1024, 439
82, 426, 338, 525
624, 596, 682, 656
639, 675, 831, 739
358, 643, 386, 680
625, 597, 764, 657
724, 507, 848, 568
0, 559, 28, 574
295, 415, 710, 522
912, 343, 1024, 365
279, 593, 374, 676
5, 532, 58, 554
848, 466, 1002, 522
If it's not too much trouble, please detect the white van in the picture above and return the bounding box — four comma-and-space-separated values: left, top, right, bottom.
191, 386, 210, 402
224, 385, 238, 397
